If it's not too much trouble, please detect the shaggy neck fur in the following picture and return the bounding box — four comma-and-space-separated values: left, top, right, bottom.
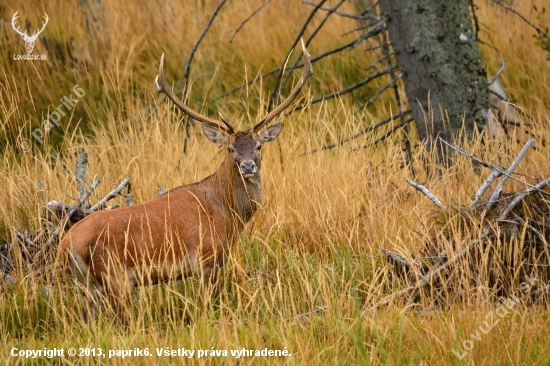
203, 156, 262, 231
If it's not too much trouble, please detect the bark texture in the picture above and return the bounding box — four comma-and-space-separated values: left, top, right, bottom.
379, 0, 489, 152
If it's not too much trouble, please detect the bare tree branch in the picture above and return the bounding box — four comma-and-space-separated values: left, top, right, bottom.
288, 67, 397, 115
489, 0, 549, 40
90, 179, 131, 212
229, 1, 270, 43
269, 0, 328, 108
181, 0, 229, 87
301, 109, 411, 156
279, 0, 345, 94
303, 0, 379, 21
354, 74, 401, 114
351, 117, 413, 151
207, 37, 363, 105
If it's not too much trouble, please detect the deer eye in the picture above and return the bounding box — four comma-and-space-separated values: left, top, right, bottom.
257, 145, 262, 151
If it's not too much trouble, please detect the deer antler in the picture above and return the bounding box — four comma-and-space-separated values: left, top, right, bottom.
11, 11, 28, 38
155, 53, 235, 135
252, 39, 313, 133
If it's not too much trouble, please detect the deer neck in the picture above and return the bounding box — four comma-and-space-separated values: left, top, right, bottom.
210, 158, 262, 228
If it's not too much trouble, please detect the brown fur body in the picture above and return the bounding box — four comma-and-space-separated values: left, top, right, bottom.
59, 156, 260, 284
57, 129, 275, 321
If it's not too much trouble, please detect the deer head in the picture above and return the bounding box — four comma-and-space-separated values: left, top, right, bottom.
154, 39, 313, 182
11, 11, 49, 54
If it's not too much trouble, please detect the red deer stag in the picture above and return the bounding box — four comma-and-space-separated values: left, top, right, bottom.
58, 41, 313, 321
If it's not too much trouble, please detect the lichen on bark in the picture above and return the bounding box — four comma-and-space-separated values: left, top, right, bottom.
379, 0, 489, 148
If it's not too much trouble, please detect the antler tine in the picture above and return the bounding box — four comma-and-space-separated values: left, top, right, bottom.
218, 112, 235, 132
252, 39, 313, 133
11, 11, 28, 37
155, 53, 234, 134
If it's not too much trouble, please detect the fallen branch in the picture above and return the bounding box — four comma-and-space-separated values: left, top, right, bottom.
294, 307, 326, 323
1, 273, 17, 288
438, 138, 547, 205
474, 169, 502, 205
13, 228, 37, 248
380, 247, 422, 276
487, 138, 535, 209
90, 178, 131, 212
499, 177, 550, 220
406, 180, 447, 211
364, 235, 487, 313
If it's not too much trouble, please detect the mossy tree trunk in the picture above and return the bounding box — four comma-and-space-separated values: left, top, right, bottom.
379, 0, 490, 159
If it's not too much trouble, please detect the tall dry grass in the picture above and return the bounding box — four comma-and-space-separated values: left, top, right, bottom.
0, 0, 550, 364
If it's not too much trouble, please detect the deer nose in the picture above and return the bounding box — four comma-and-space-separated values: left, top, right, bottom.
240, 160, 257, 175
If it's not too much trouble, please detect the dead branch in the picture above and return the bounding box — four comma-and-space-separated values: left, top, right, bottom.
269, 0, 328, 108
76, 178, 101, 212
89, 178, 130, 212
487, 138, 535, 209
474, 169, 502, 205
499, 178, 550, 220
302, 0, 379, 21
181, 0, 228, 88
469, 0, 480, 39
349, 21, 386, 50
406, 180, 447, 211
488, 60, 506, 85
439, 138, 548, 204
352, 117, 413, 151
354, 74, 401, 115
75, 150, 88, 200
288, 67, 397, 115
301, 109, 411, 156
279, 0, 345, 94
294, 307, 326, 323
208, 36, 363, 106
342, 18, 388, 37
364, 234, 487, 313
380, 247, 421, 275
13, 228, 37, 248
229, 0, 270, 43
1, 273, 17, 288
489, 0, 549, 42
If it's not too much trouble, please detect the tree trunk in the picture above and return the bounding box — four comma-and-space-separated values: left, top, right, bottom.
379, 0, 490, 158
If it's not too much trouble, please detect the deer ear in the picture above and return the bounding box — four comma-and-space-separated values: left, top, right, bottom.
202, 123, 228, 146
258, 122, 283, 143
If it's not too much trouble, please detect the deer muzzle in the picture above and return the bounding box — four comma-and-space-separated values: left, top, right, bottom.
240, 160, 257, 177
